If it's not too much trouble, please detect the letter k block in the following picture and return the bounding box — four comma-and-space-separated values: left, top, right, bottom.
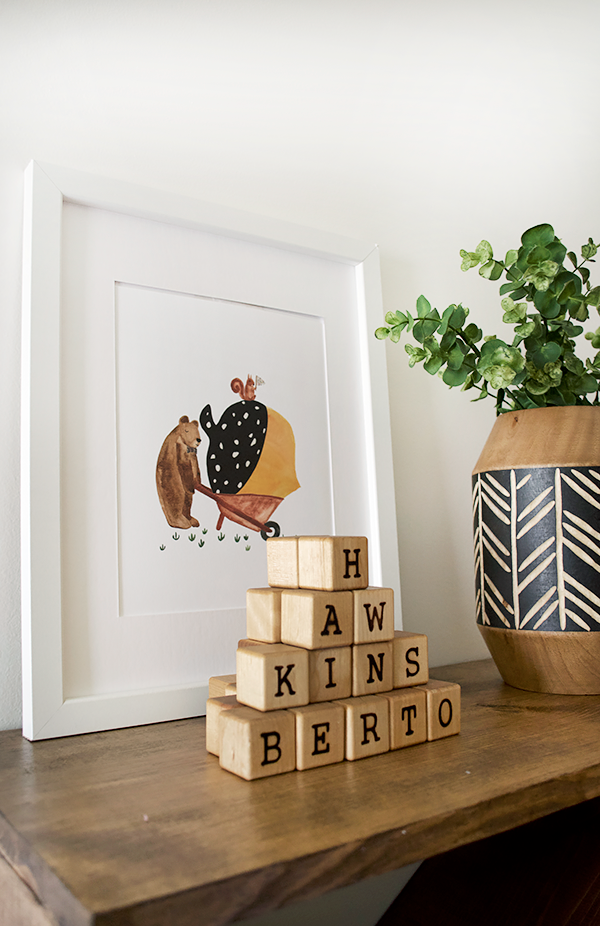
236, 643, 309, 712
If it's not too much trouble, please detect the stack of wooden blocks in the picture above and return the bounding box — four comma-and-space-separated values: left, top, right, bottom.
207, 536, 460, 780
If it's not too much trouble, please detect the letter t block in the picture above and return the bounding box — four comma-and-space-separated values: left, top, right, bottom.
236, 643, 309, 712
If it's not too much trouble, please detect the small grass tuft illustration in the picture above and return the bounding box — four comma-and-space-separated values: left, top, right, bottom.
202, 528, 208, 535
218, 532, 225, 541
172, 532, 180, 541
189, 533, 196, 542
234, 534, 240, 542
159, 544, 166, 551
243, 534, 249, 541
198, 539, 205, 548
245, 544, 251, 551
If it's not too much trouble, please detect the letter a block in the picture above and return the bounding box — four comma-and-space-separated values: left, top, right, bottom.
219, 706, 296, 780
246, 588, 282, 643
236, 643, 309, 712
205, 695, 240, 756
297, 536, 368, 591
353, 588, 395, 644
384, 688, 427, 750
308, 646, 352, 702
289, 702, 346, 770
266, 537, 299, 588
422, 679, 461, 740
281, 589, 353, 649
392, 631, 429, 688
352, 641, 393, 696
340, 695, 390, 760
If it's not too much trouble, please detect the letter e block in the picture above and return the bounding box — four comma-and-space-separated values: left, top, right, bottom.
208, 674, 237, 698
289, 702, 345, 770
297, 536, 368, 591
246, 588, 282, 643
308, 646, 352, 702
339, 695, 390, 760
219, 706, 295, 780
423, 679, 461, 740
352, 641, 393, 696
236, 643, 309, 712
281, 589, 353, 649
267, 537, 299, 588
384, 689, 427, 750
353, 587, 395, 644
206, 695, 240, 756
393, 631, 429, 688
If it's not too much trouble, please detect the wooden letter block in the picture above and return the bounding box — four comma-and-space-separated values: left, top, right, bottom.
246, 588, 282, 643
353, 587, 395, 644
219, 706, 296, 780
352, 641, 393, 696
339, 695, 390, 760
289, 702, 345, 770
392, 631, 429, 688
267, 536, 299, 588
281, 589, 353, 649
297, 536, 369, 591
205, 695, 240, 756
422, 679, 461, 740
384, 688, 427, 750
308, 646, 352, 702
236, 643, 309, 712
208, 674, 237, 698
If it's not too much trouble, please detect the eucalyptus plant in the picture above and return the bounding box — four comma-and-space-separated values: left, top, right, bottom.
375, 224, 600, 414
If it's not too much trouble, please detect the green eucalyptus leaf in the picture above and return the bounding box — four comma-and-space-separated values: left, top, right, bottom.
579, 267, 590, 285
482, 364, 518, 389
514, 321, 536, 338
521, 224, 555, 248
499, 279, 526, 296
438, 304, 455, 336
447, 343, 467, 370
423, 354, 444, 375
463, 323, 483, 342
413, 318, 440, 342
385, 312, 400, 326
440, 330, 457, 352
586, 286, 600, 308
564, 353, 585, 375
460, 249, 481, 271
479, 259, 504, 281
545, 241, 567, 266
405, 344, 428, 367
505, 249, 519, 267
416, 295, 432, 318
567, 251, 578, 268
585, 328, 600, 349
449, 304, 467, 329
375, 327, 390, 340
442, 365, 470, 387
582, 238, 598, 261
531, 342, 562, 366
523, 260, 560, 291
389, 326, 403, 343
475, 240, 493, 262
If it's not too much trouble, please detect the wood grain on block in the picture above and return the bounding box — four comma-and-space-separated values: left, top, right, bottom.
238, 638, 263, 647
423, 679, 461, 740
353, 587, 395, 644
289, 701, 346, 771
281, 589, 353, 650
266, 536, 299, 588
205, 695, 240, 756
385, 688, 427, 750
339, 694, 390, 761
308, 646, 352, 702
352, 641, 393, 696
219, 706, 296, 780
246, 587, 282, 643
393, 631, 429, 688
297, 536, 368, 591
236, 643, 309, 712
208, 674, 237, 698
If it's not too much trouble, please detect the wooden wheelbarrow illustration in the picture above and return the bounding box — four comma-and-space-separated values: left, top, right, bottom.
194, 482, 282, 540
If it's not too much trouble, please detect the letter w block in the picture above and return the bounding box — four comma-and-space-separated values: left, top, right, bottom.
353, 587, 395, 644
236, 643, 309, 712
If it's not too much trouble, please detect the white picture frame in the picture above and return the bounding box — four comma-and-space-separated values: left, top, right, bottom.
21, 160, 400, 740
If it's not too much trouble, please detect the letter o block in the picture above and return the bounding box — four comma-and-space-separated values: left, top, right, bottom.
219, 706, 296, 780
281, 589, 353, 649
297, 536, 369, 591
353, 588, 395, 644
236, 643, 309, 712
392, 631, 429, 688
352, 641, 393, 696
339, 695, 390, 761
422, 679, 461, 740
384, 688, 427, 750
289, 702, 345, 770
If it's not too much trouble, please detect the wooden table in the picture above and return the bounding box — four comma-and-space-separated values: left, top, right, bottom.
2, 658, 600, 926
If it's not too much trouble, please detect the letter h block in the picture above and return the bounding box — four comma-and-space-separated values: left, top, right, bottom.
297, 536, 369, 591
236, 643, 309, 712
219, 706, 296, 780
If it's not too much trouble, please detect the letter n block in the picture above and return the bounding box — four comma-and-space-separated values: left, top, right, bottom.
308, 646, 352, 702
266, 536, 299, 588
392, 631, 429, 688
384, 688, 427, 750
219, 706, 296, 780
205, 695, 240, 756
236, 643, 309, 712
281, 589, 353, 649
422, 679, 461, 740
297, 536, 368, 591
289, 702, 345, 770
352, 641, 393, 696
246, 588, 282, 643
339, 695, 390, 760
353, 587, 395, 644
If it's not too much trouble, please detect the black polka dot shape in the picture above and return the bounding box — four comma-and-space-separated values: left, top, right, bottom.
199, 401, 268, 494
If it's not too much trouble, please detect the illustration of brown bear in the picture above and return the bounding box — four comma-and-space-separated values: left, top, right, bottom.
156, 416, 202, 529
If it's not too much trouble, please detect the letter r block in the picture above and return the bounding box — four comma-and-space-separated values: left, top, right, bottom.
392, 631, 429, 688
236, 643, 309, 712
266, 537, 299, 588
297, 536, 369, 591
339, 695, 390, 761
384, 688, 427, 750
281, 589, 353, 649
422, 679, 461, 740
246, 587, 282, 643
353, 587, 395, 644
352, 641, 393, 696
289, 702, 345, 770
219, 706, 296, 780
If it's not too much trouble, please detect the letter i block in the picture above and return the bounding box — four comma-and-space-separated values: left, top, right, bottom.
236, 643, 309, 712
281, 590, 353, 649
308, 646, 352, 702
219, 706, 296, 780
339, 695, 390, 761
384, 688, 427, 750
297, 536, 369, 591
289, 702, 346, 770
353, 588, 395, 644
392, 631, 429, 688
246, 588, 282, 643
422, 679, 461, 740
352, 641, 393, 696
205, 695, 240, 756
267, 536, 299, 588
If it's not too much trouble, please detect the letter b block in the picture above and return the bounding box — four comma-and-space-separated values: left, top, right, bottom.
236, 643, 309, 712
340, 695, 390, 760
297, 536, 368, 591
281, 590, 353, 649
219, 706, 296, 780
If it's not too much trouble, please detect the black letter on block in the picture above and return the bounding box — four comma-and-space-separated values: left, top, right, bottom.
360, 712, 381, 745
401, 704, 417, 736
438, 698, 453, 728
261, 732, 282, 765
363, 602, 386, 632
321, 605, 342, 636
274, 664, 296, 697
324, 656, 336, 689
343, 548, 361, 578
405, 646, 420, 678
366, 653, 385, 684
312, 722, 331, 755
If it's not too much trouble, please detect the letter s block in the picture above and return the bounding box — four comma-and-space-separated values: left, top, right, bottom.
392, 631, 429, 688
281, 589, 353, 649
353, 587, 395, 644
297, 536, 369, 591
236, 643, 309, 712
422, 679, 461, 740
289, 702, 345, 770
339, 694, 390, 761
219, 706, 296, 780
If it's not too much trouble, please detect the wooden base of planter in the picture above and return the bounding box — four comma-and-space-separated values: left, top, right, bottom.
478, 625, 600, 695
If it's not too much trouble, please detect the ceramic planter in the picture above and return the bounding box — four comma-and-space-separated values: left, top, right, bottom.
472, 406, 600, 694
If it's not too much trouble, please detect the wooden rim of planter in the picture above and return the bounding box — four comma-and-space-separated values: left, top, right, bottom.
472, 406, 600, 474
478, 625, 600, 694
